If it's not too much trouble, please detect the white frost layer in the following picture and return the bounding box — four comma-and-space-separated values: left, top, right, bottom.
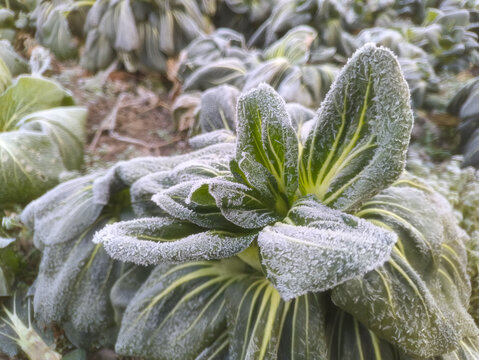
94, 217, 255, 265
258, 198, 397, 300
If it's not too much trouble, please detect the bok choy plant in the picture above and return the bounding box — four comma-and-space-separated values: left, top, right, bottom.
22, 43, 479, 359
81, 0, 209, 72
0, 56, 87, 205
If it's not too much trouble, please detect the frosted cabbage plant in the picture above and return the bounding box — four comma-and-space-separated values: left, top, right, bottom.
23, 44, 479, 359
179, 26, 338, 109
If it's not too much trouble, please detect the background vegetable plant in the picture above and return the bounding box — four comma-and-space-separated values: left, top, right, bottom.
22, 43, 479, 359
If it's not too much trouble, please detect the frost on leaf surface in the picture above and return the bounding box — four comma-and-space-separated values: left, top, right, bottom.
198, 84, 239, 132
94, 217, 255, 265
299, 43, 413, 211
94, 143, 234, 206
116, 260, 247, 360
207, 177, 282, 229
235, 83, 298, 201
258, 196, 397, 300
32, 214, 123, 342
332, 177, 478, 358
21, 173, 103, 247
188, 129, 236, 149
225, 276, 329, 360
153, 180, 236, 229
130, 158, 228, 217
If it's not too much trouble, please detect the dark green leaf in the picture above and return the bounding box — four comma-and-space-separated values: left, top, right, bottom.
226, 276, 328, 360
299, 44, 413, 211
95, 216, 255, 265
236, 83, 298, 201
258, 196, 397, 300
116, 259, 248, 359
332, 177, 478, 358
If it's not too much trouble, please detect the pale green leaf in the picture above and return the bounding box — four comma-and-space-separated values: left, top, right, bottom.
19, 107, 87, 170
0, 131, 66, 205
0, 76, 73, 132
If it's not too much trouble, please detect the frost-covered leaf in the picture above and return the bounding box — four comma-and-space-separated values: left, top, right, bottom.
198, 84, 239, 132
21, 173, 104, 247
32, 212, 126, 346
285, 103, 315, 132
332, 177, 478, 358
130, 158, 230, 217
208, 177, 282, 229
189, 130, 236, 149
183, 58, 247, 91
440, 337, 479, 360
328, 306, 401, 360
258, 196, 397, 300
32, 1, 79, 60
0, 131, 67, 205
152, 180, 237, 229
94, 217, 255, 265
110, 265, 152, 324
0, 76, 73, 132
299, 44, 413, 211
116, 260, 248, 359
242, 58, 291, 92
226, 276, 328, 360
236, 84, 298, 201
18, 107, 87, 170
94, 143, 234, 207
263, 25, 317, 65
277, 64, 337, 109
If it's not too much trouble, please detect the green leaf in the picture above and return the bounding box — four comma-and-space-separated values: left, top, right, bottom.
226, 276, 328, 360
440, 337, 479, 360
263, 25, 317, 65
19, 107, 87, 170
299, 44, 413, 211
94, 216, 256, 265
0, 76, 73, 132
331, 177, 478, 358
208, 177, 283, 229
33, 2, 79, 60
21, 173, 103, 247
327, 306, 401, 360
0, 131, 66, 205
152, 180, 237, 229
116, 259, 248, 359
0, 40, 29, 76
183, 58, 247, 91
236, 83, 298, 201
32, 214, 124, 341
257, 196, 397, 300
0, 57, 11, 93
